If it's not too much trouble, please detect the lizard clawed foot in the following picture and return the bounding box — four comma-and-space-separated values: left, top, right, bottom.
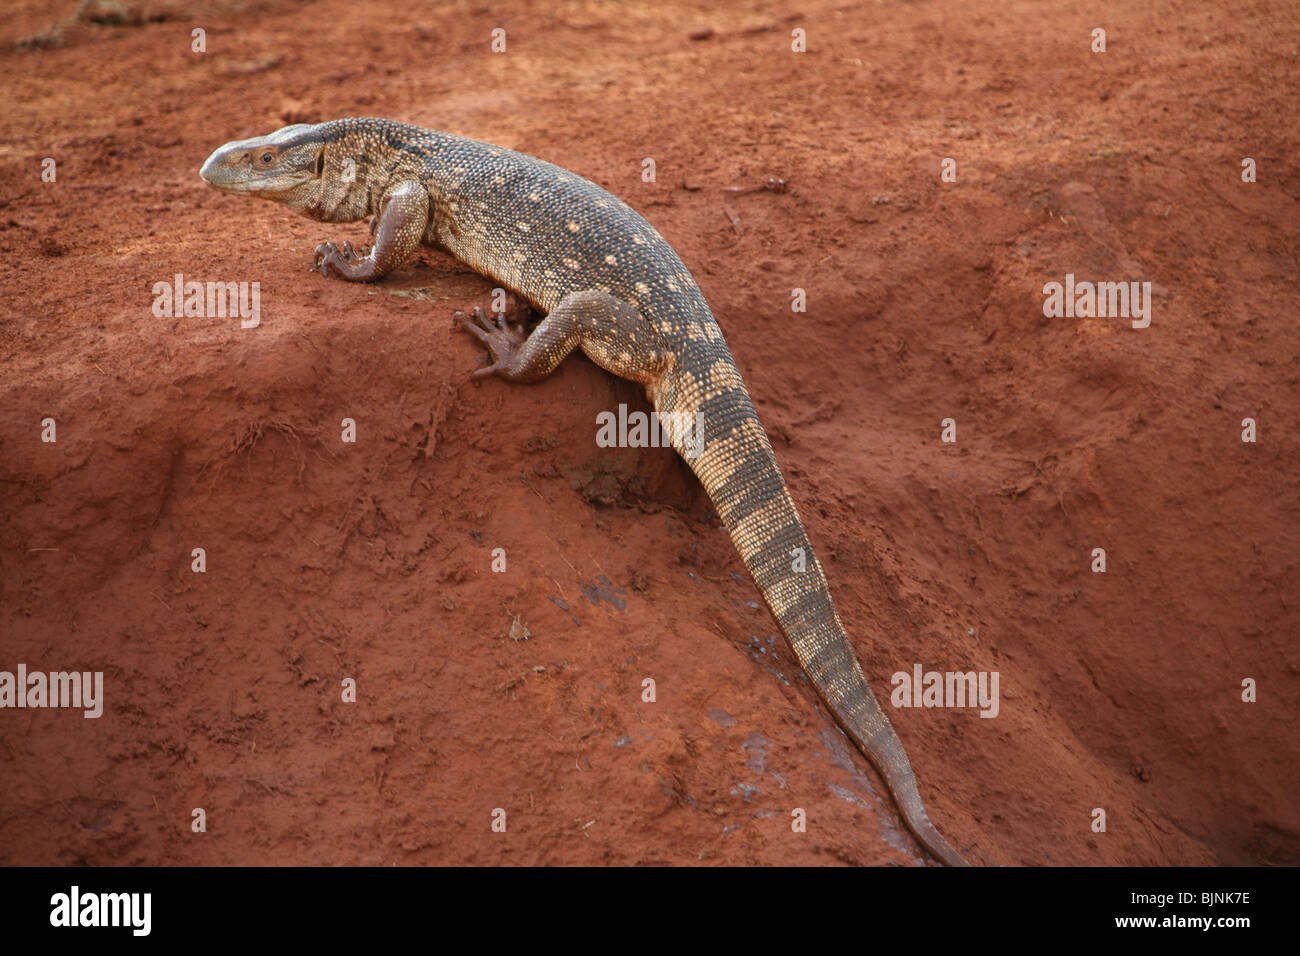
311, 241, 344, 276
455, 305, 529, 379
311, 240, 369, 276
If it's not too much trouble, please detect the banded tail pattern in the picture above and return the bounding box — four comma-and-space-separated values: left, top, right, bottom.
664, 378, 970, 867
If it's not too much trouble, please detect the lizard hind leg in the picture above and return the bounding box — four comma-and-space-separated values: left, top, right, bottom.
457, 289, 668, 385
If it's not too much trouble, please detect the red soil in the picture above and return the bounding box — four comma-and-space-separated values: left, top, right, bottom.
1, 0, 1296, 866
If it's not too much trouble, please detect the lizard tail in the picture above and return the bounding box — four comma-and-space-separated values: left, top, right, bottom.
673, 385, 970, 866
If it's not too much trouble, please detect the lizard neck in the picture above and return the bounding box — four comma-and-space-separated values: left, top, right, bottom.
301, 118, 446, 223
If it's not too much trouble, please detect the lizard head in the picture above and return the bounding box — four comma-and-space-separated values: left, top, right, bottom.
200, 123, 329, 210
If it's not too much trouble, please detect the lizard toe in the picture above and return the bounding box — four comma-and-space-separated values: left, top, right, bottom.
312, 242, 342, 277
455, 310, 490, 342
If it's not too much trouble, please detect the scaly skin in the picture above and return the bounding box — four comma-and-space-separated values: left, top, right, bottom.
200, 117, 971, 866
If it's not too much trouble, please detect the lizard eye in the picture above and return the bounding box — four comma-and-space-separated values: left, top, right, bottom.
259, 151, 274, 164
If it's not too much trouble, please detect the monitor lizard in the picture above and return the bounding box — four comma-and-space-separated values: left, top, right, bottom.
199, 117, 972, 866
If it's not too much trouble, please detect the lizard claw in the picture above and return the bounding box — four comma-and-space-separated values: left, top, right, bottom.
455, 308, 490, 343
313, 240, 368, 276
491, 307, 520, 335
312, 241, 342, 277
455, 305, 528, 377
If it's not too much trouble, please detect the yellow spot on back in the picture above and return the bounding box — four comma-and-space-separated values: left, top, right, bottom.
516, 221, 531, 231
567, 222, 580, 232
707, 360, 742, 393
605, 254, 617, 265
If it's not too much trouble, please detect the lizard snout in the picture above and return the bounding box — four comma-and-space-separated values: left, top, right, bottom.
199, 147, 231, 186
199, 144, 258, 189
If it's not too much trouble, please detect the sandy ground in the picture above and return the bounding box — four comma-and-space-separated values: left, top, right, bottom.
0, 0, 1297, 866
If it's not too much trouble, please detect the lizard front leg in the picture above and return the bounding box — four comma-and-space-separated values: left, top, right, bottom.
457, 290, 669, 385
312, 180, 428, 281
